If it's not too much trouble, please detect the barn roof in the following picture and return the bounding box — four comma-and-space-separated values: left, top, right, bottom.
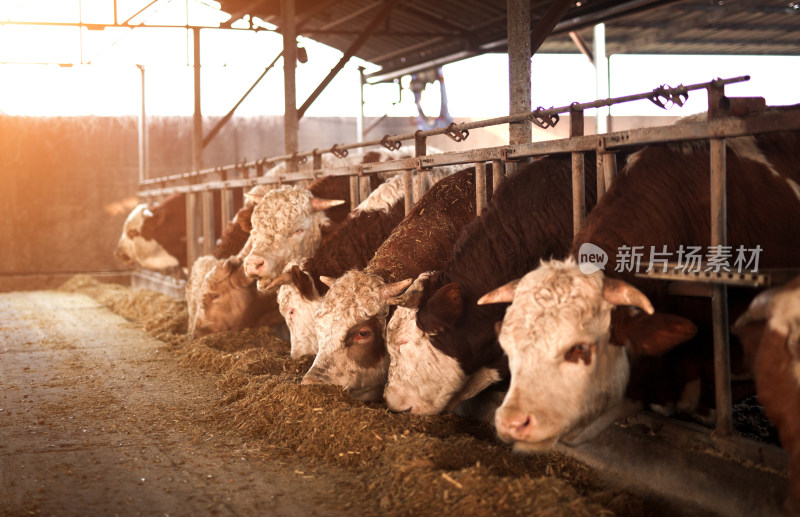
216, 0, 800, 82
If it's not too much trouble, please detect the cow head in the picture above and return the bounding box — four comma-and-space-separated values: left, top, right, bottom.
734, 277, 800, 384
243, 186, 344, 289
478, 259, 696, 452
191, 256, 277, 338
270, 262, 323, 359
114, 204, 180, 271
302, 270, 412, 402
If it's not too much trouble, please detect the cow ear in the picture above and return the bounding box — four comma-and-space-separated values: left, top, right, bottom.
611, 308, 697, 356
291, 265, 317, 300
417, 283, 463, 334
236, 207, 253, 232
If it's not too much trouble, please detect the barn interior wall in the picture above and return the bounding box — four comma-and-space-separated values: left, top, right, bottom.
0, 113, 674, 293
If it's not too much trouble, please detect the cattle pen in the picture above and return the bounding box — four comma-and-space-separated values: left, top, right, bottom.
5, 1, 800, 515
126, 74, 800, 516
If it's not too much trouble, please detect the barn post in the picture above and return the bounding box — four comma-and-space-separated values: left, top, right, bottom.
349, 176, 360, 210
220, 186, 234, 232
507, 0, 531, 146
186, 190, 199, 268
201, 189, 215, 256
415, 132, 428, 202
603, 151, 617, 192
708, 83, 733, 436
282, 0, 299, 172
403, 169, 414, 216
137, 64, 149, 185
192, 27, 202, 173
595, 152, 606, 200
492, 159, 505, 192
593, 23, 610, 134
570, 105, 586, 236
475, 161, 487, 216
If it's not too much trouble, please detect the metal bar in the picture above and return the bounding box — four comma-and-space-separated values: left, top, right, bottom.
318, 0, 382, 30
201, 190, 215, 256
603, 151, 617, 192
710, 134, 733, 436
530, 0, 574, 56
192, 27, 202, 172
492, 159, 504, 192
403, 169, 413, 216
507, 0, 531, 145
596, 152, 606, 201
221, 188, 234, 231
202, 51, 283, 149
359, 175, 371, 203
415, 133, 428, 202
282, 0, 299, 172
186, 192, 198, 267
412, 171, 423, 205
357, 67, 365, 142
569, 31, 594, 64
138, 106, 800, 194
571, 106, 586, 236
349, 176, 359, 210
594, 23, 610, 134
475, 162, 487, 216
297, 0, 399, 120
0, 19, 264, 31
123, 0, 161, 25
137, 65, 148, 184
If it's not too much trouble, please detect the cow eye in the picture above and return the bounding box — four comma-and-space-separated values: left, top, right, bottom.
292, 228, 305, 236
564, 343, 594, 365
127, 228, 140, 238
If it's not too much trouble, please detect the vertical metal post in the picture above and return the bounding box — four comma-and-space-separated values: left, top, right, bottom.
312, 150, 322, 171
403, 169, 414, 216
282, 0, 299, 172
507, 0, 531, 145
711, 136, 732, 436
593, 23, 610, 134
192, 27, 202, 172
349, 176, 360, 210
492, 159, 505, 192
221, 188, 234, 230
475, 162, 487, 216
603, 151, 617, 192
571, 106, 586, 235
201, 190, 215, 256
186, 191, 198, 267
415, 133, 428, 201
137, 64, 148, 185
357, 66, 365, 143
359, 175, 371, 202
596, 152, 606, 201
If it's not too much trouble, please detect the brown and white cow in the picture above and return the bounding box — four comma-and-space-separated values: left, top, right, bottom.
479, 129, 800, 451
384, 155, 598, 415
268, 167, 459, 359
733, 276, 800, 515
302, 165, 491, 402
114, 193, 188, 273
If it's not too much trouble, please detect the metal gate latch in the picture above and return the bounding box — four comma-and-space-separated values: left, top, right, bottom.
648, 84, 689, 110
330, 144, 349, 159
444, 122, 469, 142
380, 135, 403, 151
530, 107, 560, 129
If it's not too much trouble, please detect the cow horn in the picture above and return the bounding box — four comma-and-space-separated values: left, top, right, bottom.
142, 208, 154, 218
265, 270, 294, 291
387, 273, 432, 307
602, 277, 654, 315
310, 198, 346, 212
477, 279, 520, 305
319, 275, 336, 288
382, 278, 414, 300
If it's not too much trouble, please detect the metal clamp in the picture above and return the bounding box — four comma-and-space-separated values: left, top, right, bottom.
648, 84, 689, 110
291, 152, 308, 165
330, 144, 349, 159
530, 107, 560, 129
443, 122, 469, 142
380, 134, 403, 151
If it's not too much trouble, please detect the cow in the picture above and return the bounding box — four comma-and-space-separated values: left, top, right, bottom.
733, 276, 800, 515
301, 165, 492, 402
477, 128, 800, 452
114, 193, 188, 274
242, 147, 430, 289
383, 155, 599, 416
190, 255, 285, 338
267, 167, 459, 359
